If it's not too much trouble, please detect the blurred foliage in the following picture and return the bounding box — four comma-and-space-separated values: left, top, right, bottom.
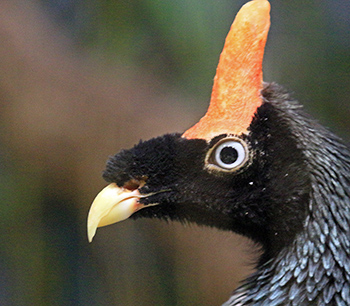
82, 0, 239, 96
0, 0, 349, 305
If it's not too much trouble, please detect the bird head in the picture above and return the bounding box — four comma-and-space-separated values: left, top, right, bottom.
87, 0, 311, 258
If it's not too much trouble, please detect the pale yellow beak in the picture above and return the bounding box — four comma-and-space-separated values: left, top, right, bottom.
87, 183, 145, 242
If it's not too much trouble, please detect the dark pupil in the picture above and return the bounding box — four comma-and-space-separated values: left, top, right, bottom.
220, 146, 238, 164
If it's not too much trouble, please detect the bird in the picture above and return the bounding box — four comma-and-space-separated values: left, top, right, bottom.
87, 0, 350, 305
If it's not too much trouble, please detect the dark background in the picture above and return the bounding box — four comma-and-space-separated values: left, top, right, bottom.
0, 0, 349, 305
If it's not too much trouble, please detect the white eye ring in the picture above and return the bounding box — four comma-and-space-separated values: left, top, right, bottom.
207, 138, 248, 171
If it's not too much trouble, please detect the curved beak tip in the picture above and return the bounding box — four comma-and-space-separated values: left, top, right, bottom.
87, 224, 97, 243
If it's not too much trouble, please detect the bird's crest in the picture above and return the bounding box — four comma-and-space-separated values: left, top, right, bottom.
183, 0, 270, 140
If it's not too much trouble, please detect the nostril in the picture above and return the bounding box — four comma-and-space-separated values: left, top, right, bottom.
123, 179, 146, 191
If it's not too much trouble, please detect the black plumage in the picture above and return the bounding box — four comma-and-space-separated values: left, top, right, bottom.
102, 83, 350, 305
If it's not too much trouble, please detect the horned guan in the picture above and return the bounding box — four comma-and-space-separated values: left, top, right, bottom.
87, 0, 350, 305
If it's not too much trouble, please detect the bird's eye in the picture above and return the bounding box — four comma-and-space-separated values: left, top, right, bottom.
207, 138, 248, 172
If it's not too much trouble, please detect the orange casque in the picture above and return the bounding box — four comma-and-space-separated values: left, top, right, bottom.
182, 0, 271, 141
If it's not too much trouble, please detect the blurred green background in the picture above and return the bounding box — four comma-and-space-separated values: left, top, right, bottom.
0, 0, 349, 305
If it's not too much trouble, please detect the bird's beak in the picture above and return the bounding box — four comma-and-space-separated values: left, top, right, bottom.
87, 183, 146, 242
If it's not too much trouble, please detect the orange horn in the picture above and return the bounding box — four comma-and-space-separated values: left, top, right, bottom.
183, 0, 270, 140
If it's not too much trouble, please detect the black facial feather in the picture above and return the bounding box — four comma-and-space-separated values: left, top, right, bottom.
103, 83, 310, 258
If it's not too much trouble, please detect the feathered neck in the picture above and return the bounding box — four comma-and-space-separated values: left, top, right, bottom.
225, 84, 350, 305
